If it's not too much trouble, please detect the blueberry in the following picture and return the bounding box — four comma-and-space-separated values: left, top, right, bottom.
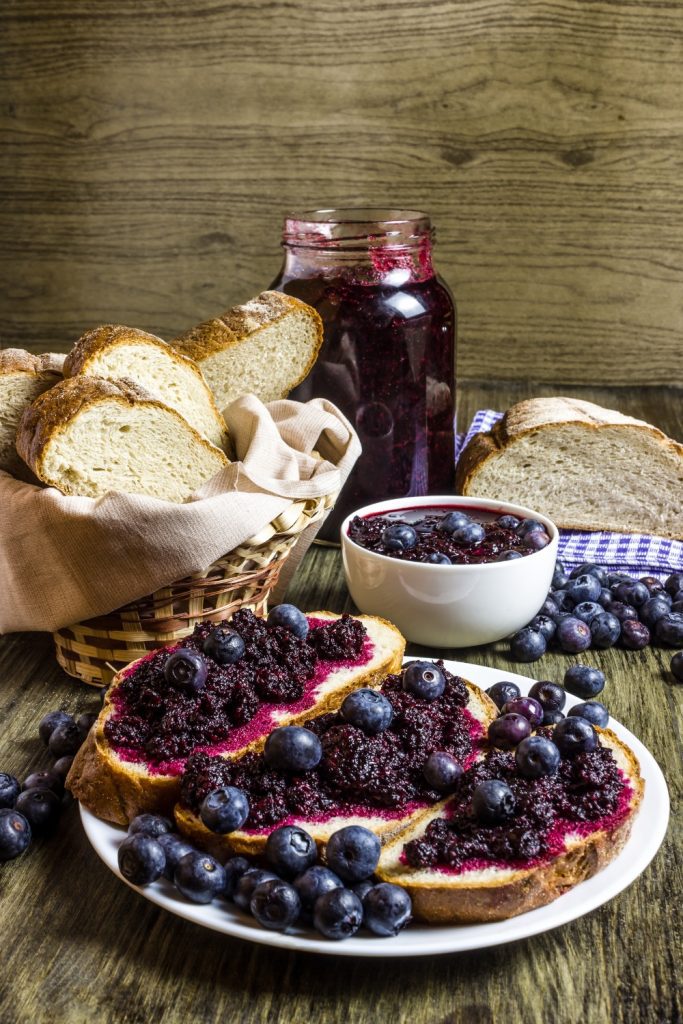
556, 617, 592, 654
566, 574, 603, 605
164, 649, 208, 693
267, 603, 309, 639
326, 825, 381, 883
496, 549, 523, 561
381, 523, 418, 552
542, 709, 565, 726
174, 851, 226, 903
665, 573, 683, 597
590, 612, 621, 649
352, 879, 375, 902
516, 519, 546, 538
638, 597, 670, 630
621, 620, 651, 650
0, 809, 31, 860
0, 774, 20, 809
313, 888, 364, 940
641, 576, 665, 595
340, 688, 393, 735
496, 514, 520, 529
605, 600, 638, 623
614, 581, 650, 608
553, 717, 598, 756
220, 855, 251, 899
564, 665, 605, 699
200, 786, 250, 833
502, 696, 544, 728
528, 680, 566, 712
128, 814, 173, 838
510, 628, 547, 662
568, 701, 609, 728
250, 878, 301, 931
157, 833, 196, 881
402, 661, 446, 701
22, 770, 63, 797
573, 601, 604, 625
52, 756, 74, 782
38, 710, 74, 746
293, 865, 343, 914
437, 511, 471, 534
551, 589, 575, 613
598, 588, 613, 607
472, 779, 516, 824
76, 712, 98, 738
234, 868, 279, 911
569, 563, 607, 585
452, 522, 486, 546
15, 789, 61, 835
528, 614, 557, 642
672, 600, 683, 615
118, 833, 166, 886
48, 720, 84, 758
671, 652, 683, 683
552, 565, 569, 590
264, 726, 322, 773
423, 752, 463, 792
203, 627, 245, 665
487, 713, 531, 750
607, 572, 634, 588
265, 825, 317, 879
655, 613, 683, 647
425, 552, 452, 564
522, 530, 551, 551
485, 681, 521, 710
515, 736, 561, 779
540, 596, 560, 618
363, 883, 413, 937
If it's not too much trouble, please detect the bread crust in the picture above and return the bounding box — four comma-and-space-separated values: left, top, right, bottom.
0, 348, 63, 378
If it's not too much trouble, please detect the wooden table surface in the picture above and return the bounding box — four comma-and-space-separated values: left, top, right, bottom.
1, 382, 681, 1024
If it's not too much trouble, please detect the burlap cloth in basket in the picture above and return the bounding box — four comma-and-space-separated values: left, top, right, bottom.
0, 395, 360, 634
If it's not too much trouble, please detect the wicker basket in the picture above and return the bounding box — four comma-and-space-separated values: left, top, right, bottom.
53, 491, 335, 686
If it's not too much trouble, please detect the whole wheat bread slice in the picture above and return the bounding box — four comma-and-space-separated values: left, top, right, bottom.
0, 349, 63, 480
456, 397, 683, 540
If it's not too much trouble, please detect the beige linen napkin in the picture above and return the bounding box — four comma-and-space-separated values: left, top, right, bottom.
0, 395, 360, 634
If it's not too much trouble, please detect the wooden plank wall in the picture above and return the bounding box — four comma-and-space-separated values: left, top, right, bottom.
1, 0, 682, 385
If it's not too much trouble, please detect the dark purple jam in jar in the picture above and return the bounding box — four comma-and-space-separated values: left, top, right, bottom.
270, 209, 456, 542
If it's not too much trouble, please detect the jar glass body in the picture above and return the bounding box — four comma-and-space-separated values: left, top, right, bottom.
270, 209, 456, 542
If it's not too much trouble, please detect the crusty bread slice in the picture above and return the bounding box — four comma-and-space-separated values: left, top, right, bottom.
16, 375, 228, 502
63, 324, 229, 452
171, 291, 323, 410
456, 397, 683, 540
67, 612, 405, 826
0, 348, 63, 479
376, 727, 644, 923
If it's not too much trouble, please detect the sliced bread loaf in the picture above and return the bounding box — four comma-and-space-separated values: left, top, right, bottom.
456, 397, 683, 539
63, 324, 229, 452
171, 291, 323, 410
16, 375, 228, 502
0, 349, 63, 479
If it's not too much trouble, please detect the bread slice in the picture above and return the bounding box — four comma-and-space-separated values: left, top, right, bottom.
63, 324, 229, 452
171, 291, 323, 410
376, 727, 644, 923
456, 397, 683, 540
67, 612, 405, 826
0, 349, 63, 479
16, 375, 228, 502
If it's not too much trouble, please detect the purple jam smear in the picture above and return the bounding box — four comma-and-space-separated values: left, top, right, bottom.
104, 611, 371, 777
180, 664, 485, 830
402, 738, 631, 874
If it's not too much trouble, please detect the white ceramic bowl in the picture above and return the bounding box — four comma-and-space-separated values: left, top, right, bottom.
340, 496, 559, 648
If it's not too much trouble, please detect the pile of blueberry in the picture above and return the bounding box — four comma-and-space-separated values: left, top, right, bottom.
117, 816, 412, 941
509, 563, 683, 674
0, 705, 98, 861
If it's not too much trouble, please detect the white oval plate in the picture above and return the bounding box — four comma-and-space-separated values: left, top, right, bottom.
80, 659, 669, 957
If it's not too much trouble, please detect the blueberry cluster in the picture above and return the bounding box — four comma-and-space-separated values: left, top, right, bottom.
510, 563, 683, 666
117, 816, 412, 941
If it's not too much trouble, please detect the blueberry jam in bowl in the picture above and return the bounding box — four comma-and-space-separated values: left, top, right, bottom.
341, 496, 558, 648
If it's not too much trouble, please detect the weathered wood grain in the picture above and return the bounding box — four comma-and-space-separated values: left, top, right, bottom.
1, 1, 683, 383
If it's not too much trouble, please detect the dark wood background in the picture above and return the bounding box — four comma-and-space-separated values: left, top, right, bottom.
2, 0, 683, 386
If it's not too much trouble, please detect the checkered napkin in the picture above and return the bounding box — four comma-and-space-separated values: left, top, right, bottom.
456, 409, 683, 580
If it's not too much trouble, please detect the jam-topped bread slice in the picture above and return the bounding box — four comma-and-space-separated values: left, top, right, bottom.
376, 726, 644, 923
67, 610, 404, 825
173, 662, 498, 861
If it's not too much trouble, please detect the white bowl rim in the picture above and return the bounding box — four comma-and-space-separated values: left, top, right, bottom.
339, 494, 559, 573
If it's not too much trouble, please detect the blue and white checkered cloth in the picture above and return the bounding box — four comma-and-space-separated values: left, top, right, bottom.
456, 409, 683, 580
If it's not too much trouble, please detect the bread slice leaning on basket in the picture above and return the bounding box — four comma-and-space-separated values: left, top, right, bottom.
0, 348, 64, 480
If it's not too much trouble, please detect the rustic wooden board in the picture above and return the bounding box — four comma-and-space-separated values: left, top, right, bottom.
2, 1, 683, 383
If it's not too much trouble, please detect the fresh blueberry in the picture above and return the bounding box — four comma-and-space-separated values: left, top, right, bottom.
265, 825, 317, 879
502, 696, 544, 728
402, 661, 446, 701
540, 596, 560, 618
76, 712, 98, 738
340, 688, 393, 735
48, 720, 84, 758
200, 786, 250, 833
551, 563, 569, 590
363, 883, 413, 937
485, 681, 521, 710
672, 600, 683, 615
510, 628, 547, 662
515, 736, 561, 778
352, 879, 375, 902
621, 620, 651, 650
542, 709, 565, 726
267, 603, 309, 639
22, 770, 63, 797
598, 588, 613, 607
573, 601, 604, 625
639, 597, 672, 629
522, 530, 551, 551
326, 825, 381, 883
655, 613, 683, 647
488, 713, 531, 750
203, 627, 245, 665
566, 574, 603, 605
220, 855, 251, 899
590, 612, 621, 649
0, 809, 31, 860
472, 779, 516, 824
164, 649, 208, 693
250, 878, 301, 931
425, 552, 452, 564
605, 600, 638, 623
15, 789, 61, 835
614, 581, 650, 608
52, 756, 74, 782
496, 514, 520, 529
128, 814, 173, 838
38, 710, 74, 746
551, 589, 575, 613
556, 617, 592, 654
528, 680, 566, 712
381, 523, 418, 552
157, 833, 196, 881
437, 511, 471, 534
553, 717, 598, 756
174, 851, 226, 903
665, 573, 683, 597
264, 726, 322, 773
516, 519, 546, 538
452, 522, 486, 546
293, 865, 343, 915
640, 576, 665, 595
313, 888, 364, 940
423, 752, 463, 792
671, 652, 683, 683
234, 868, 279, 911
569, 563, 607, 585
564, 665, 605, 699
118, 833, 166, 886
568, 701, 609, 728
497, 550, 523, 561
607, 572, 635, 588
528, 614, 557, 642
0, 774, 20, 809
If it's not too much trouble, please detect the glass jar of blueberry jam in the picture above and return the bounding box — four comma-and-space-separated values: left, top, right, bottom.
270, 209, 456, 543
